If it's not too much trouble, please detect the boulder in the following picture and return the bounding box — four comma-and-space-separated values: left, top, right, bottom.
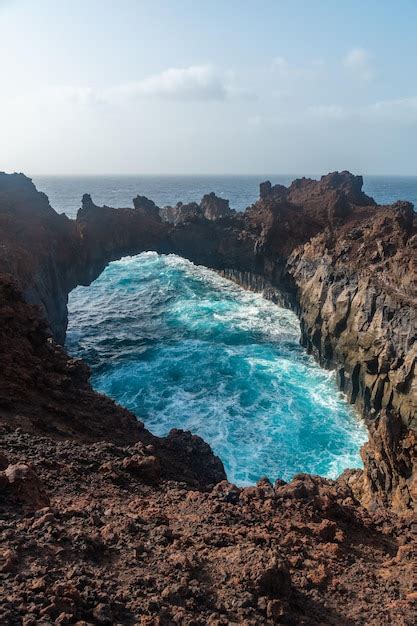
2, 463, 50, 510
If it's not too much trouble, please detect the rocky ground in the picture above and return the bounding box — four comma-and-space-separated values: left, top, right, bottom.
1, 426, 416, 626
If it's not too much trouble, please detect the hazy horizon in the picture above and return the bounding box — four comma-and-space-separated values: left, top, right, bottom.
24, 172, 417, 178
1, 0, 417, 175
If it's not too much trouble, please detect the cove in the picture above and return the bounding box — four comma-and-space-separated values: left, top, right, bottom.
66, 252, 367, 485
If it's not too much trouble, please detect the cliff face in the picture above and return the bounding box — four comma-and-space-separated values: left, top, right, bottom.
164, 173, 416, 512
0, 171, 415, 513
286, 202, 416, 511
0, 173, 82, 345
0, 178, 173, 344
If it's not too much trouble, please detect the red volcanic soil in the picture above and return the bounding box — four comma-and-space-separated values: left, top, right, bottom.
1, 428, 415, 625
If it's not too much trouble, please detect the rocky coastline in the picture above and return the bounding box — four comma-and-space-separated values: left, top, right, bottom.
0, 171, 416, 624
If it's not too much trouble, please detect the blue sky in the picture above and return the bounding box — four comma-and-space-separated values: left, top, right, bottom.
1, 0, 417, 174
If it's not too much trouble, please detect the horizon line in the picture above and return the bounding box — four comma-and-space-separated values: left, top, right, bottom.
26, 172, 417, 178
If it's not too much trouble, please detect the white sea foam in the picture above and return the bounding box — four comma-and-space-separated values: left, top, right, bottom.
68, 252, 368, 485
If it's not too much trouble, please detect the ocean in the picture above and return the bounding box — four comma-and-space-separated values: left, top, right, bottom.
33, 174, 417, 219
39, 174, 414, 485
66, 253, 367, 485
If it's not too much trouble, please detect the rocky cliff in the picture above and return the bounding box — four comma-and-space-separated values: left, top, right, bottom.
177, 173, 416, 512
162, 174, 416, 513
0, 171, 415, 513
287, 201, 416, 511
1, 170, 416, 623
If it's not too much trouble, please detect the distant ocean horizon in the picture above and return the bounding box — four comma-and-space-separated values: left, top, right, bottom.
32, 174, 417, 219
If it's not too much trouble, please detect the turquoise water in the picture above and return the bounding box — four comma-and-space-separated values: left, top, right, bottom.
67, 253, 367, 485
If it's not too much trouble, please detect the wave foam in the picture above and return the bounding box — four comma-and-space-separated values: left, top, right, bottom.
67, 252, 368, 485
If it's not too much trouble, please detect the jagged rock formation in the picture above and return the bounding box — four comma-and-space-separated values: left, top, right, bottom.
286, 200, 416, 511
160, 191, 235, 225
169, 173, 416, 513
132, 194, 161, 221
200, 192, 234, 220
159, 201, 201, 225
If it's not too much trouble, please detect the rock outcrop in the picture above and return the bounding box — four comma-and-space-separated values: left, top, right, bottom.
200, 192, 234, 220
160, 191, 235, 225
160, 201, 202, 225
132, 194, 162, 221
285, 199, 416, 511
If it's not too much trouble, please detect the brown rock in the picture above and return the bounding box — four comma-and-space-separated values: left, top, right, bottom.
0, 547, 17, 573
92, 603, 112, 624
4, 463, 50, 509
257, 556, 291, 598
308, 563, 330, 588
316, 519, 337, 541
121, 454, 161, 481
0, 452, 9, 470
267, 598, 286, 620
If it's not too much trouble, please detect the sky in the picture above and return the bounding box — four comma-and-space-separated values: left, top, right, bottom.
1, 0, 417, 175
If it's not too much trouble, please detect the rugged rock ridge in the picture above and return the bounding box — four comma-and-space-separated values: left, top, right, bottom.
165, 173, 416, 512
160, 191, 235, 225
286, 202, 416, 510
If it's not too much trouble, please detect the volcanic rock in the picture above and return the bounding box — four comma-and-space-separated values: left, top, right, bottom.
2, 463, 50, 510
200, 192, 234, 220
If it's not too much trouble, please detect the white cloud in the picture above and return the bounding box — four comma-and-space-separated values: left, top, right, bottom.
48, 85, 94, 104
245, 96, 417, 134
343, 47, 373, 80
363, 96, 417, 121
101, 65, 228, 103
368, 96, 417, 117
2, 85, 96, 116
2, 65, 229, 113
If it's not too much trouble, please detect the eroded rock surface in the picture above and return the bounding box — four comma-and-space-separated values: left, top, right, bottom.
160, 191, 235, 225
0, 429, 415, 625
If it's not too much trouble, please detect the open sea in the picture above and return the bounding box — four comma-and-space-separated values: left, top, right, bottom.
33, 174, 415, 485
33, 174, 417, 219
